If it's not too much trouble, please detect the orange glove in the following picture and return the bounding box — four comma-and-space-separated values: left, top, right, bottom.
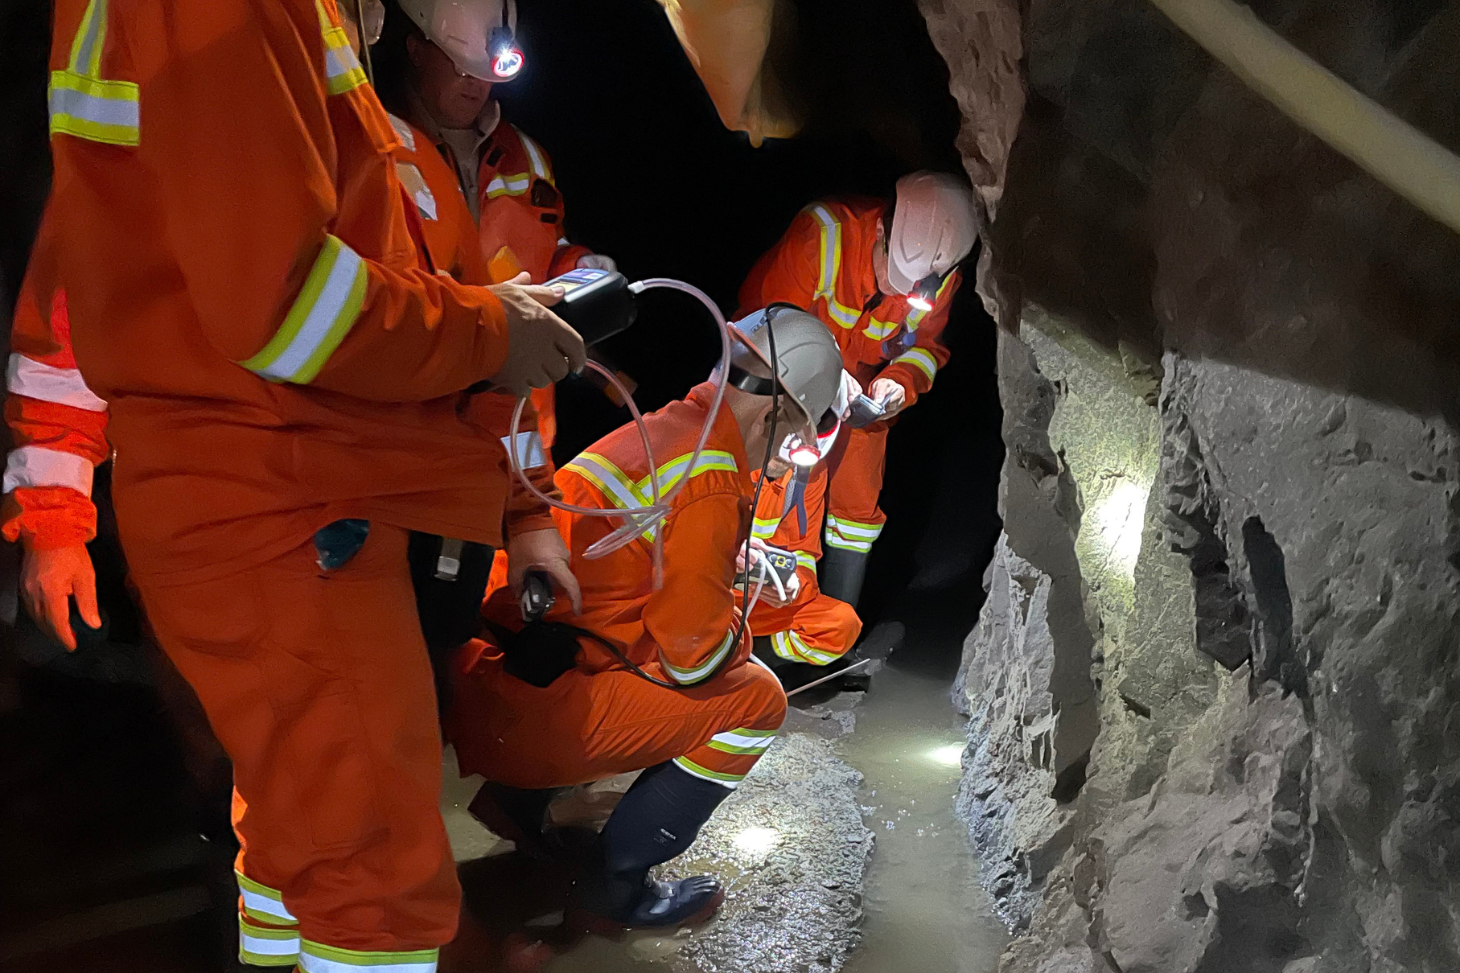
20, 544, 100, 652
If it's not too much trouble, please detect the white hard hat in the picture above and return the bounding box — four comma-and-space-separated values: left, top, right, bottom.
397, 0, 522, 81
727, 305, 844, 434
884, 171, 979, 296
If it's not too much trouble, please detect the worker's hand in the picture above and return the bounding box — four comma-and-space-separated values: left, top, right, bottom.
20, 544, 100, 652
869, 378, 908, 418
837, 370, 863, 420
735, 539, 801, 609
487, 273, 588, 397
576, 253, 618, 273
506, 528, 583, 616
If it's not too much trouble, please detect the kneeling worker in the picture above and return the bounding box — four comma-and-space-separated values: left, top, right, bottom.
447, 307, 844, 930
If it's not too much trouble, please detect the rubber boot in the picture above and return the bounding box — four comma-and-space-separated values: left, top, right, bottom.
570, 761, 729, 932
754, 635, 870, 693
469, 782, 560, 854
818, 547, 870, 609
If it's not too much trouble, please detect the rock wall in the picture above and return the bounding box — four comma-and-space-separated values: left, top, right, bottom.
932, 1, 1460, 970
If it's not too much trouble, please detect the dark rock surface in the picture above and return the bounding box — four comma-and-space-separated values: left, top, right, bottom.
928, 0, 1460, 970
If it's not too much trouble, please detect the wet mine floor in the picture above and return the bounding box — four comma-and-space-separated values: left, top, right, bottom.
441, 637, 1009, 973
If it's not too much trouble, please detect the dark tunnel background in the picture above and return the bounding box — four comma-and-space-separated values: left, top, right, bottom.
0, 0, 1003, 968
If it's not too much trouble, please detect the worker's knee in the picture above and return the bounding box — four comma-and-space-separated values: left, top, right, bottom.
741, 663, 788, 730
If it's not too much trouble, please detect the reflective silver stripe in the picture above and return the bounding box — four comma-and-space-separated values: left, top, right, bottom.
240, 236, 366, 384
707, 728, 777, 754
891, 347, 938, 382
784, 629, 839, 665
826, 514, 883, 540
395, 162, 438, 221
795, 551, 817, 575
485, 173, 532, 198
501, 431, 546, 470
807, 205, 840, 300
7, 355, 107, 411
515, 127, 554, 183
672, 756, 744, 789
237, 873, 297, 923
661, 629, 736, 685
48, 73, 139, 145
565, 453, 644, 512
3, 446, 93, 495
69, 0, 107, 76
825, 299, 860, 329
751, 517, 779, 540
239, 916, 300, 965
387, 114, 417, 151
863, 316, 899, 340
299, 942, 437, 973
636, 450, 738, 497
324, 41, 367, 94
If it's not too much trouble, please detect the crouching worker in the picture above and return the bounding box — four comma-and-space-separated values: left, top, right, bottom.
446, 306, 844, 931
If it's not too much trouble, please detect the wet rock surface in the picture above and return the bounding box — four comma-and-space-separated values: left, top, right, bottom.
929, 0, 1460, 970
662, 728, 874, 973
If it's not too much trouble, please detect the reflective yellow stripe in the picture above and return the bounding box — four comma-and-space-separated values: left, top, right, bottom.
661, 629, 735, 685
863, 316, 899, 340
239, 916, 301, 967
50, 0, 139, 147
316, 0, 368, 94
784, 629, 839, 665
751, 516, 780, 540
300, 940, 438, 973
795, 551, 818, 575
484, 173, 532, 198
239, 236, 367, 384
636, 450, 739, 498
890, 347, 938, 383
673, 756, 746, 788
237, 871, 297, 924
565, 450, 739, 544
514, 126, 555, 184
806, 205, 863, 329
825, 514, 882, 553
707, 727, 777, 755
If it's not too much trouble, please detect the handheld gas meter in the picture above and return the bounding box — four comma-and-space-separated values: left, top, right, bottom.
734, 544, 800, 592
545, 268, 638, 347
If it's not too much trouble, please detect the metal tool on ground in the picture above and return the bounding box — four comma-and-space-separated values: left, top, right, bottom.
785, 657, 874, 697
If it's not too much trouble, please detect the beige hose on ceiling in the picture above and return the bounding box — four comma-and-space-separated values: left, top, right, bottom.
1146, 0, 1460, 236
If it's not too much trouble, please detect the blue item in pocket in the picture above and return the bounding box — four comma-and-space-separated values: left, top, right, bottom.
314, 519, 371, 570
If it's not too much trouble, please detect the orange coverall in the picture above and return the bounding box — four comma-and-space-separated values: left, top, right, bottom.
739, 198, 962, 558
409, 110, 595, 450
449, 382, 787, 792
39, 1, 531, 967
749, 469, 862, 665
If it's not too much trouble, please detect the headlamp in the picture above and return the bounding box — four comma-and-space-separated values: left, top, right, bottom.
489, 24, 524, 78
908, 271, 945, 312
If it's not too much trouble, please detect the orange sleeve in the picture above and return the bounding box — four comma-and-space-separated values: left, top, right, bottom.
736, 210, 822, 316
137, 1, 512, 403
642, 494, 752, 685
547, 243, 594, 280
3, 239, 110, 551
500, 396, 559, 540
877, 272, 962, 407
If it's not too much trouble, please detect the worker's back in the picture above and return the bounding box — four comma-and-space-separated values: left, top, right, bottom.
44, 0, 514, 582
526, 381, 752, 678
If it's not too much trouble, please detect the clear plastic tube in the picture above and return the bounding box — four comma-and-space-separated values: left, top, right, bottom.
505, 278, 734, 572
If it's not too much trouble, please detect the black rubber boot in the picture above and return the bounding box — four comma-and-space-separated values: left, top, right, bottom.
753, 635, 870, 693
570, 761, 730, 932
468, 782, 560, 852
818, 547, 870, 609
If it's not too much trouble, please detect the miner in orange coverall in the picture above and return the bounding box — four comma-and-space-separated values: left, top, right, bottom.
37, 0, 586, 969
739, 171, 979, 609
386, 0, 616, 452
745, 466, 862, 670
448, 307, 845, 931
